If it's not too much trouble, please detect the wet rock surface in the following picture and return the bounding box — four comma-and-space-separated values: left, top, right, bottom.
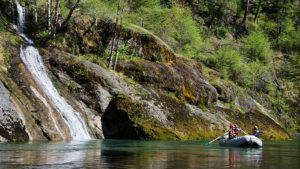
0, 80, 29, 142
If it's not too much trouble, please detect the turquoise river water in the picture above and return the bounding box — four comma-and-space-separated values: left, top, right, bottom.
0, 138, 299, 169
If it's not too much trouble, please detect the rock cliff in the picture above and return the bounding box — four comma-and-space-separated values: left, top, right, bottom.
0, 16, 292, 141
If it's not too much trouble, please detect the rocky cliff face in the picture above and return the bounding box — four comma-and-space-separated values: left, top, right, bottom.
0, 80, 28, 142
0, 17, 292, 142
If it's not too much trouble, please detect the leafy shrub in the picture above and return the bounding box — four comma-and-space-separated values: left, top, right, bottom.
248, 61, 275, 93
117, 46, 139, 60
211, 23, 228, 39
277, 20, 300, 52
203, 46, 251, 87
241, 31, 272, 64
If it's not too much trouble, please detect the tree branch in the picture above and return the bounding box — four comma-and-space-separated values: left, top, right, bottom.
61, 0, 80, 28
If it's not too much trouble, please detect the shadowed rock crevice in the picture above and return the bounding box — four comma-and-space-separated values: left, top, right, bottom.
102, 95, 179, 140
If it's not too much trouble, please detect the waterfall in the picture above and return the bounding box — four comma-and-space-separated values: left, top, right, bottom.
15, 0, 91, 140
15, 0, 25, 32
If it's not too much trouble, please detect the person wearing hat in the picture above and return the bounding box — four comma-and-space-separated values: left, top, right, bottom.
253, 126, 260, 138
228, 124, 236, 139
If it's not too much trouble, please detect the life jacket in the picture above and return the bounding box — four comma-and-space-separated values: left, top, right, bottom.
253, 130, 260, 138
234, 127, 239, 135
228, 130, 236, 139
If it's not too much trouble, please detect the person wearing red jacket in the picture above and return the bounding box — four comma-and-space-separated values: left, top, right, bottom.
228, 124, 236, 139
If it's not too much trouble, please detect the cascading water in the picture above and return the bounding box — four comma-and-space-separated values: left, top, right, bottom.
15, 0, 91, 140
15, 0, 25, 32
14, 0, 33, 44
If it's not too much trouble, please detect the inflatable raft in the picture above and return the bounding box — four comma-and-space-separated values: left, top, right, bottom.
219, 135, 263, 147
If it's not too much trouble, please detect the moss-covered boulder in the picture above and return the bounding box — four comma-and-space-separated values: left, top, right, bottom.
59, 18, 176, 63
102, 95, 178, 140
118, 57, 217, 106
214, 104, 290, 140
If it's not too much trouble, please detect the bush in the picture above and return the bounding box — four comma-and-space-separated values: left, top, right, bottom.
277, 20, 300, 52
127, 4, 203, 57
248, 61, 275, 93
203, 46, 251, 87
241, 31, 272, 64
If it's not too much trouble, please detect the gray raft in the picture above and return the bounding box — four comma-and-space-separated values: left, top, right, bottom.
219, 135, 263, 147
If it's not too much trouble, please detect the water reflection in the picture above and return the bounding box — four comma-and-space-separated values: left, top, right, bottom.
227, 148, 262, 169
0, 139, 299, 169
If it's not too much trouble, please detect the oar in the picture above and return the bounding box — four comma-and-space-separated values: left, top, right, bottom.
240, 129, 248, 135
204, 132, 227, 146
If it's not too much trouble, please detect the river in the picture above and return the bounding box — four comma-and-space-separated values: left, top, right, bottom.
0, 138, 299, 169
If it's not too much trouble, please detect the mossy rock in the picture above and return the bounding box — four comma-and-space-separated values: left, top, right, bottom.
102, 95, 178, 140
118, 57, 217, 106
60, 18, 176, 62
214, 106, 291, 140
157, 94, 224, 140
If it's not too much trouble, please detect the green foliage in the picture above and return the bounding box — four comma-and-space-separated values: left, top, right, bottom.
241, 31, 272, 64
116, 46, 139, 60
279, 54, 300, 83
79, 53, 107, 68
203, 46, 251, 87
277, 19, 300, 52
211, 23, 228, 39
126, 3, 203, 57
248, 61, 274, 93
168, 92, 177, 99
123, 76, 137, 86
63, 81, 78, 93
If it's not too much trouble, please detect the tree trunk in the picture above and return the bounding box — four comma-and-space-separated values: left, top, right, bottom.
254, 0, 262, 22
61, 0, 80, 28
241, 0, 250, 26
54, 0, 61, 27
114, 7, 125, 71
140, 10, 144, 27
108, 0, 121, 69
95, 15, 98, 26
47, 0, 51, 36
34, 0, 38, 23
53, 0, 61, 37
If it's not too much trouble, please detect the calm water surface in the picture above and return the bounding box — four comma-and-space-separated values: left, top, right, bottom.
0, 138, 299, 169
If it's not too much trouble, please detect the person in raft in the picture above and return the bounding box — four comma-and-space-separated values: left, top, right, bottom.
228, 124, 236, 139
253, 126, 260, 138
234, 124, 241, 137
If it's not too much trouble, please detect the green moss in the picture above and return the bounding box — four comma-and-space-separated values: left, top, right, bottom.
111, 96, 178, 140
63, 82, 78, 93
197, 102, 208, 111
123, 76, 137, 86
182, 82, 196, 104
168, 92, 177, 99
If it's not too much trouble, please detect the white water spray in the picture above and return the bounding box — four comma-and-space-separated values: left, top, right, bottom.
15, 0, 91, 140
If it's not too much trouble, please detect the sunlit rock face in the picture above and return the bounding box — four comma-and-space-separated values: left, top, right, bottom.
0, 0, 292, 141
0, 80, 29, 142
117, 57, 218, 106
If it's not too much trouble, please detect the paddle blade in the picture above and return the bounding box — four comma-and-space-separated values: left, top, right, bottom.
204, 142, 210, 146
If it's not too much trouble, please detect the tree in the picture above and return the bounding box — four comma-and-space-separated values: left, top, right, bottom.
47, 0, 52, 36
254, 0, 262, 22
53, 0, 61, 37
108, 0, 121, 69
114, 6, 125, 71
61, 0, 80, 28
241, 31, 272, 64
241, 0, 250, 26
34, 0, 38, 23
